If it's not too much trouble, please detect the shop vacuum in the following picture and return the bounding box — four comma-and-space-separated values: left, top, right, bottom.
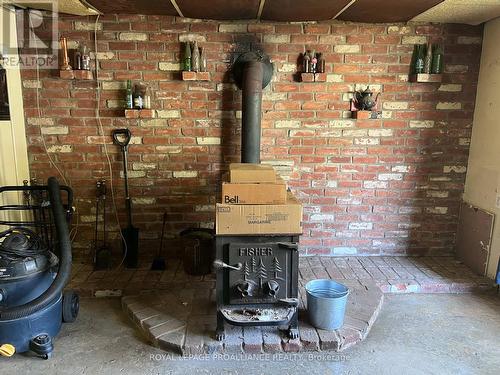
0, 177, 79, 359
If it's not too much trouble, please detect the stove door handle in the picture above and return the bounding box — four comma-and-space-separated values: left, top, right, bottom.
277, 242, 299, 251
278, 298, 299, 307
213, 260, 243, 271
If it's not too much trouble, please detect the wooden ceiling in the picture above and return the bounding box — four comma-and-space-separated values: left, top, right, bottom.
86, 0, 447, 23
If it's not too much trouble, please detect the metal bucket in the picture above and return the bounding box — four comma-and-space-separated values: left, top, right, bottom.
305, 279, 349, 330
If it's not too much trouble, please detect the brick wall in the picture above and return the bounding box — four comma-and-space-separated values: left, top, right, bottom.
19, 14, 483, 261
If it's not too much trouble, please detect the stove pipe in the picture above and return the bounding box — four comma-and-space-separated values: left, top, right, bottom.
232, 52, 273, 163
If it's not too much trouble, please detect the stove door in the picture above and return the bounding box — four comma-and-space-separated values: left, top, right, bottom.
227, 242, 296, 304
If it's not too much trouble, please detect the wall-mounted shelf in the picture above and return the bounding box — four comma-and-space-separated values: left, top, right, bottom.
125, 109, 155, 119
409, 73, 442, 83
182, 71, 210, 81
351, 110, 382, 120
59, 70, 94, 80
300, 72, 326, 82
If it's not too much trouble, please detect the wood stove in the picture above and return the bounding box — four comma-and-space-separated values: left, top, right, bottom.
214, 52, 300, 340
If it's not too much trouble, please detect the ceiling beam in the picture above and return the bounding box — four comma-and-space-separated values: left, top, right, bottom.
332, 0, 357, 19
169, 0, 184, 17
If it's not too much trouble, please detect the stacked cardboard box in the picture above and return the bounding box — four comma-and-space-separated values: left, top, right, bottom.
216, 164, 302, 235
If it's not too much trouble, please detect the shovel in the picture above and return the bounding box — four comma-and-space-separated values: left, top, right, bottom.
112, 128, 139, 268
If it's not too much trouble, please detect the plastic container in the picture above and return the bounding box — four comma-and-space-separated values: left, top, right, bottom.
180, 228, 214, 276
305, 279, 349, 330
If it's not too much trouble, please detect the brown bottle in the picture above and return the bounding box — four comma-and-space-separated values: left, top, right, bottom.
303, 51, 311, 73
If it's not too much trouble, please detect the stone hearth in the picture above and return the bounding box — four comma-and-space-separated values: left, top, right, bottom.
121, 282, 383, 355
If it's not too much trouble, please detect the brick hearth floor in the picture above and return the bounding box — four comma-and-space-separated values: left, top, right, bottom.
69, 256, 493, 297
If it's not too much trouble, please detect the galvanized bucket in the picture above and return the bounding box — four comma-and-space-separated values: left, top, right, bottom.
305, 279, 349, 330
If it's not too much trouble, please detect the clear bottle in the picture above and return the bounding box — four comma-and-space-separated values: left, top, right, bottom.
414, 45, 425, 74
431, 44, 443, 74
80, 42, 90, 71
144, 86, 152, 109
125, 80, 133, 109
303, 52, 310, 73
311, 50, 317, 73
199, 47, 207, 72
424, 43, 433, 74
191, 41, 200, 72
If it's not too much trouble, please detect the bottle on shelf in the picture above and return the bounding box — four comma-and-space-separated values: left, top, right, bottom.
125, 80, 133, 109
133, 83, 145, 110
414, 44, 425, 74
311, 50, 317, 73
431, 44, 443, 74
303, 51, 310, 73
183, 42, 191, 71
74, 42, 82, 70
424, 43, 433, 74
191, 41, 200, 73
199, 46, 207, 72
79, 42, 90, 71
317, 52, 325, 73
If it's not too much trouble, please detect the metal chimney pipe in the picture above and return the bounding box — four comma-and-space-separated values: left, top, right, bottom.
241, 61, 264, 163
232, 52, 273, 163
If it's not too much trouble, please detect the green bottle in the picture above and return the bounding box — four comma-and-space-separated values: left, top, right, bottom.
431, 44, 443, 74
125, 80, 133, 109
183, 42, 191, 72
414, 45, 425, 74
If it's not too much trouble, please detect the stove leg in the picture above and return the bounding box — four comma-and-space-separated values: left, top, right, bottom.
216, 311, 225, 341
287, 311, 299, 339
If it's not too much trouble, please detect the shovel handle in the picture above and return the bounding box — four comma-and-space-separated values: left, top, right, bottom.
112, 128, 132, 148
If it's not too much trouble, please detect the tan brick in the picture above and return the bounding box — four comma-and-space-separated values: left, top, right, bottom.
326, 74, 343, 82
156, 146, 182, 153
102, 81, 126, 90
425, 207, 448, 214
120, 171, 145, 178
436, 102, 461, 110
383, 102, 408, 110
275, 120, 300, 128
28, 118, 54, 126
278, 63, 296, 73
218, 24, 247, 33
438, 84, 462, 92
41, 126, 68, 135
196, 137, 221, 145
402, 36, 427, 44
119, 32, 148, 41
47, 145, 72, 153
23, 80, 41, 89
426, 191, 449, 198
409, 120, 434, 128
263, 35, 289, 43
159, 62, 181, 71
343, 129, 368, 137
133, 162, 156, 170
179, 34, 207, 42
443, 165, 467, 173
75, 21, 101, 31
132, 197, 156, 205
387, 26, 412, 34
334, 45, 360, 53
368, 129, 393, 137
445, 65, 468, 73
173, 171, 198, 178
330, 120, 354, 128
156, 110, 180, 118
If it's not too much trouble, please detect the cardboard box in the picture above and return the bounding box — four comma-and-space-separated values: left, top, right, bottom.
222, 179, 287, 204
216, 193, 302, 235
229, 163, 276, 183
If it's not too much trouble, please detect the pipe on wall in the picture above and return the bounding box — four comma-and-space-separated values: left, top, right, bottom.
241, 61, 264, 163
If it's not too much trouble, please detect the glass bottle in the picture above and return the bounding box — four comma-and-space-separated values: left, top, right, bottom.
191, 41, 200, 73
424, 43, 433, 74
183, 42, 191, 71
317, 53, 325, 73
125, 80, 133, 109
303, 52, 310, 73
80, 42, 90, 71
431, 45, 443, 74
133, 83, 145, 110
311, 50, 317, 73
414, 45, 425, 74
74, 41, 82, 70
199, 47, 207, 72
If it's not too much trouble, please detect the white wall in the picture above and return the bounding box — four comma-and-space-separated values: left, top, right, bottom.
464, 17, 500, 278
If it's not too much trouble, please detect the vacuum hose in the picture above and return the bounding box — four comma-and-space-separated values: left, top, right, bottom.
0, 177, 72, 321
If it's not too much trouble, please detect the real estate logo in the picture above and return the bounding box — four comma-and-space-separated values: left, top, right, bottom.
1, 0, 58, 69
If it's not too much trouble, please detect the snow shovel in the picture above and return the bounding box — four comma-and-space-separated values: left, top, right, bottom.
112, 128, 139, 268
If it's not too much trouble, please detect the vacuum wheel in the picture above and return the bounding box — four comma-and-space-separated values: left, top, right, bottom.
62, 290, 79, 323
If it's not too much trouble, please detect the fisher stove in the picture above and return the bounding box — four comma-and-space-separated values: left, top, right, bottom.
214, 51, 300, 341
214, 235, 299, 340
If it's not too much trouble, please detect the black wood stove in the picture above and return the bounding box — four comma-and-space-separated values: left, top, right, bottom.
214, 52, 300, 340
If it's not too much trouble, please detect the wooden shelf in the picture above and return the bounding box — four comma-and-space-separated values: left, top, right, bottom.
125, 109, 155, 119
300, 72, 326, 82
182, 71, 210, 81
59, 70, 94, 80
409, 73, 442, 83
351, 110, 382, 120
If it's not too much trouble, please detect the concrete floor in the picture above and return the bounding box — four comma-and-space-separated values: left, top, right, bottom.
1, 293, 499, 375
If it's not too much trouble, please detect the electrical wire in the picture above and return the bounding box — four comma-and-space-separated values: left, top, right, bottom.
30, 11, 80, 243
93, 14, 128, 269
